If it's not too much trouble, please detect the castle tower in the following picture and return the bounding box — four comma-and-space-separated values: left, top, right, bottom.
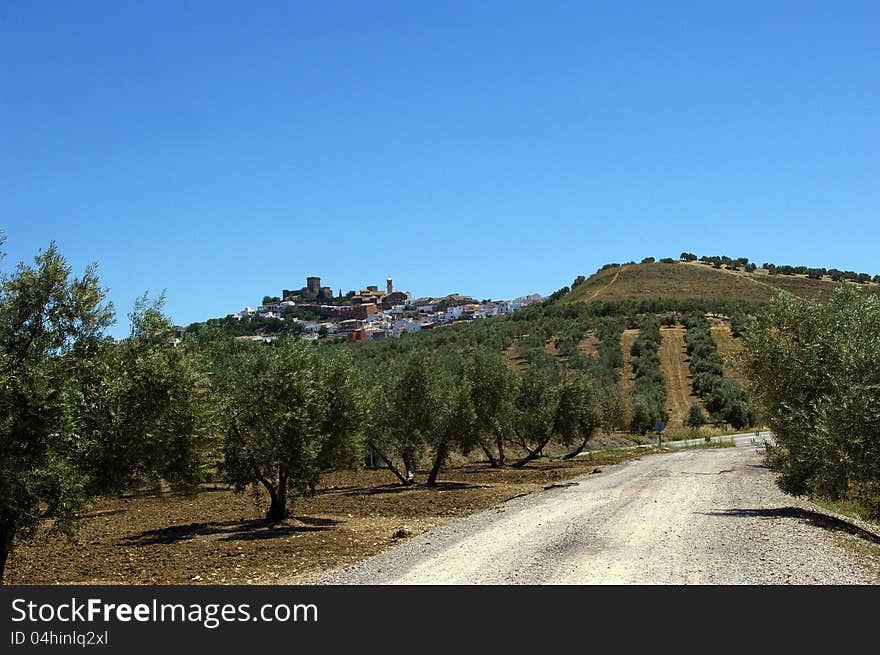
306, 276, 321, 296
386, 276, 393, 294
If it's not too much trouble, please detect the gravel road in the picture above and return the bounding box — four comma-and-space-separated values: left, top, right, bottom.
320, 443, 880, 584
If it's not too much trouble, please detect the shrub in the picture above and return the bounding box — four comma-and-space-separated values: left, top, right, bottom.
742, 285, 880, 515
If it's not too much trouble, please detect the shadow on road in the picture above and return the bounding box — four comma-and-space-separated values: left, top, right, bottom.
705, 507, 880, 545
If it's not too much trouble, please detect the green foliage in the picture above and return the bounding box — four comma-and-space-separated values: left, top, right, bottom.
762, 262, 877, 283
381, 349, 443, 479
75, 294, 216, 493
685, 402, 707, 429
583, 297, 765, 320
186, 311, 307, 339
682, 311, 755, 429
0, 243, 114, 580
543, 286, 570, 304
628, 315, 668, 433
368, 349, 478, 482
729, 310, 751, 338
463, 348, 515, 466
743, 285, 880, 515
594, 316, 625, 377
217, 338, 366, 519
511, 364, 561, 457
509, 364, 608, 465
0, 241, 223, 582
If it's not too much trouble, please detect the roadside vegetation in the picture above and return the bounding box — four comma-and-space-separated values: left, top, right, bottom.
742, 284, 880, 520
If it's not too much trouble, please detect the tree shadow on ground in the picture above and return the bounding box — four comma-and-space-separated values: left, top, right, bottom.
120, 485, 231, 499
122, 517, 338, 546
74, 509, 126, 521
293, 516, 338, 526
345, 481, 487, 496
705, 507, 880, 545
312, 485, 361, 495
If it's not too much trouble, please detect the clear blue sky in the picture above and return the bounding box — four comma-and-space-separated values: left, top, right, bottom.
2, 1, 878, 336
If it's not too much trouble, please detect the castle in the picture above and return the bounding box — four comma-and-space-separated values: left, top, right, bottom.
282, 276, 410, 308
282, 276, 333, 301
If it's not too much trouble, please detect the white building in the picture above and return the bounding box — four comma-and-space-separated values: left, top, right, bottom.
391, 318, 422, 337
441, 305, 463, 323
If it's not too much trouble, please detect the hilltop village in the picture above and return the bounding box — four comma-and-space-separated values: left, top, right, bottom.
224, 276, 542, 343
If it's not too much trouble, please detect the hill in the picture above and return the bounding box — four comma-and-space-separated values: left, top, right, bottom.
540, 259, 879, 436
562, 260, 877, 306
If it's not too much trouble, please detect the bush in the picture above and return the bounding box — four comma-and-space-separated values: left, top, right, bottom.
742, 285, 880, 515
685, 402, 707, 429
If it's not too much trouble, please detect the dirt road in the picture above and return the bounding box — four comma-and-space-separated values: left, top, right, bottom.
320, 444, 880, 584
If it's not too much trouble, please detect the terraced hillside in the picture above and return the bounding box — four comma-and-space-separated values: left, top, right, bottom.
563, 260, 877, 305
503, 259, 879, 438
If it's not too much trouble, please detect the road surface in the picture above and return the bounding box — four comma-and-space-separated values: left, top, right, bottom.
321, 441, 879, 584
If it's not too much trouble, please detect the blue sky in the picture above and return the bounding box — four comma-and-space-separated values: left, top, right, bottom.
2, 1, 878, 336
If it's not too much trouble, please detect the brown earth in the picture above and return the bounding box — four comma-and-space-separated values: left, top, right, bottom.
4, 451, 653, 585
563, 261, 879, 306
577, 331, 600, 358
565, 262, 779, 304
712, 325, 746, 383
544, 336, 561, 358
503, 341, 528, 371
659, 326, 699, 433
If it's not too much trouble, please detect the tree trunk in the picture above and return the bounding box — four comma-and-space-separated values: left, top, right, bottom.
0, 541, 8, 585
272, 471, 289, 521
427, 442, 449, 487
512, 436, 552, 468
563, 434, 591, 460
0, 517, 14, 585
257, 471, 286, 522
42, 496, 60, 519
367, 441, 410, 485
480, 442, 499, 468
496, 432, 506, 467
402, 454, 416, 485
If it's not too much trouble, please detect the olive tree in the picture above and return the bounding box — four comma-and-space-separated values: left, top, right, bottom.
425, 371, 478, 486
219, 338, 365, 521
463, 347, 515, 467
562, 376, 616, 459
742, 285, 880, 511
366, 349, 479, 486
510, 364, 562, 467
0, 243, 113, 583
685, 402, 707, 430
380, 350, 442, 483
74, 294, 216, 494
